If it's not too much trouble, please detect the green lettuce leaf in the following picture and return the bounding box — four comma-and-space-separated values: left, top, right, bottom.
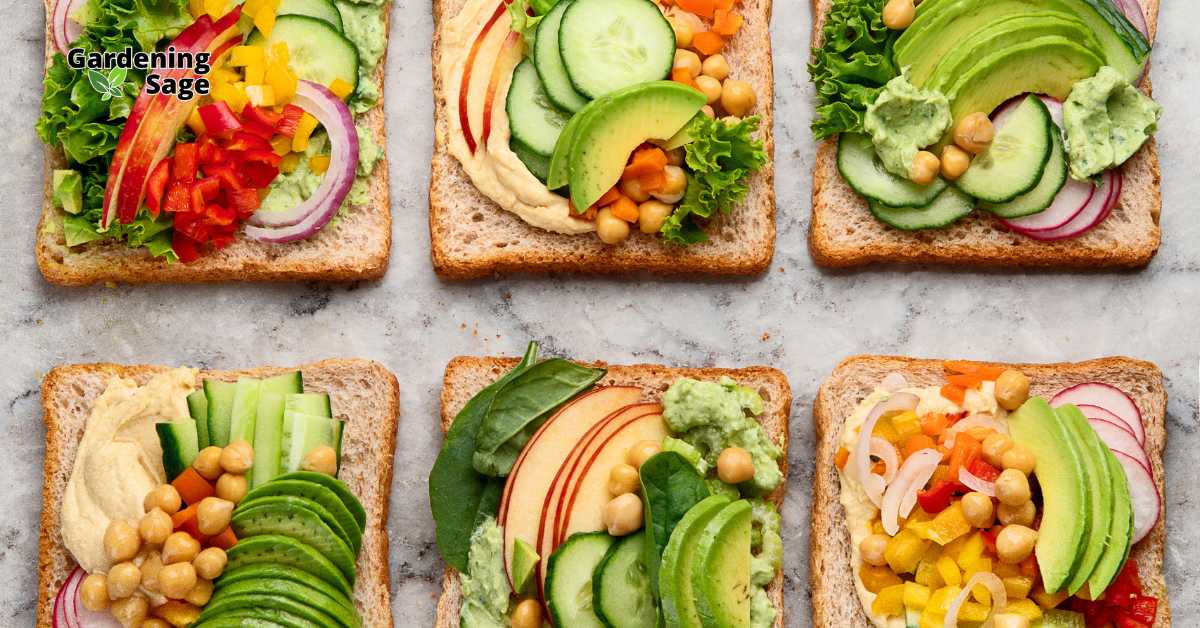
505, 0, 544, 53
808, 0, 898, 139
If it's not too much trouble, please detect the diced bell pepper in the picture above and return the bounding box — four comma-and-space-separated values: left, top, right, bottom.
291, 113, 320, 152
871, 583, 906, 617
903, 582, 931, 610
925, 502, 971, 545
936, 555, 961, 587
329, 78, 354, 100
885, 529, 929, 575
859, 564, 903, 594
1004, 598, 1044, 621
891, 411, 922, 442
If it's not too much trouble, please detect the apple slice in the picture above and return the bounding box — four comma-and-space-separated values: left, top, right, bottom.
498, 386, 643, 591
457, 0, 509, 154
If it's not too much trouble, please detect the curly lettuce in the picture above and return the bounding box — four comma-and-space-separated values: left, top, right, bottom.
662, 115, 768, 246
808, 0, 899, 139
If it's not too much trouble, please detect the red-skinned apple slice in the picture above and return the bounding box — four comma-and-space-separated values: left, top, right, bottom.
481, 30, 521, 148
457, 0, 508, 154
498, 386, 642, 592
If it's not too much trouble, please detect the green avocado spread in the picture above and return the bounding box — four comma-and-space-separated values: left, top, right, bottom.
259, 121, 383, 215
662, 377, 782, 495
336, 0, 388, 113
749, 500, 782, 628
1063, 65, 1162, 180
863, 74, 951, 179
459, 517, 512, 627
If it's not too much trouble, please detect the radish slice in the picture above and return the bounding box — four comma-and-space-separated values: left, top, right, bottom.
1052, 382, 1145, 444
944, 413, 1008, 450
944, 572, 1006, 628
1089, 418, 1152, 471
881, 448, 941, 535
1112, 450, 1159, 544
1114, 0, 1151, 41
1011, 168, 1121, 240
999, 175, 1092, 232
1078, 404, 1135, 437
54, 567, 122, 627
958, 466, 996, 497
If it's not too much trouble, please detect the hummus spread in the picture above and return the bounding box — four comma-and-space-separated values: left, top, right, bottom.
61, 369, 196, 574
439, 0, 594, 234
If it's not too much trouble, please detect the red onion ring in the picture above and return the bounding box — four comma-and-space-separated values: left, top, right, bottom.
51, 0, 85, 53
1113, 0, 1150, 41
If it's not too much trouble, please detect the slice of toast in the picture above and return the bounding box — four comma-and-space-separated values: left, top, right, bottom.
807, 0, 1162, 269
433, 356, 792, 627
428, 0, 776, 279
36, 359, 400, 627
811, 355, 1171, 627
35, 1, 392, 286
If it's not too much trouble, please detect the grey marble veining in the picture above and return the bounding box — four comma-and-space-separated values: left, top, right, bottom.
2, 0, 1198, 625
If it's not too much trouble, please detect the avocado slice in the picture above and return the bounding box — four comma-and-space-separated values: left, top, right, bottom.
217, 564, 355, 613
231, 500, 357, 583
896, 0, 1149, 84
510, 537, 539, 596
235, 493, 360, 557
691, 500, 752, 628
556, 81, 705, 210
1087, 446, 1134, 596
275, 471, 367, 531
1008, 397, 1089, 593
242, 480, 363, 553
210, 580, 360, 628
660, 494, 732, 627
197, 593, 340, 628
224, 534, 352, 598
1057, 405, 1110, 594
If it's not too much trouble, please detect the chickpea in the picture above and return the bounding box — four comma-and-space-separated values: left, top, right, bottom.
695, 75, 722, 104
196, 497, 235, 536
80, 573, 109, 611
720, 79, 756, 117
193, 547, 228, 580
994, 614, 1032, 628
960, 491, 996, 528
185, 578, 214, 606
701, 105, 715, 118
109, 595, 149, 628
158, 561, 197, 599
982, 433, 1014, 468
701, 54, 730, 81
162, 531, 201, 565
995, 468, 1032, 506
220, 440, 254, 474
627, 440, 662, 468
882, 0, 915, 29
673, 49, 702, 78
717, 447, 756, 484
995, 370, 1031, 411
216, 473, 249, 503
193, 446, 224, 480
940, 145, 971, 180
954, 112, 995, 154
910, 150, 941, 185
595, 207, 631, 245
511, 598, 543, 628
660, 165, 687, 196
608, 463, 641, 496
1001, 445, 1037, 475
139, 508, 172, 546
103, 520, 141, 563
143, 484, 182, 516
638, 200, 674, 234
140, 551, 163, 593
997, 500, 1036, 527
666, 148, 684, 166
620, 177, 652, 203
859, 533, 889, 567
142, 620, 172, 628
670, 18, 694, 49
107, 561, 142, 599
602, 493, 644, 536
996, 525, 1038, 564
302, 446, 338, 476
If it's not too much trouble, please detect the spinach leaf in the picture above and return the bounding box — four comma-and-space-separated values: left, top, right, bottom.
429, 342, 539, 573
639, 451, 711, 597
472, 358, 605, 475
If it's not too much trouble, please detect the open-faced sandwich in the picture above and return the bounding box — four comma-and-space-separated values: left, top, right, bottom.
37, 0, 391, 285
36, 359, 399, 627
430, 0, 774, 278
430, 342, 790, 626
812, 356, 1169, 627
808, 0, 1162, 269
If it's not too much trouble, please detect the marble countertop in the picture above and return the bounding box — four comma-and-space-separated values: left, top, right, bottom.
2, 0, 1198, 625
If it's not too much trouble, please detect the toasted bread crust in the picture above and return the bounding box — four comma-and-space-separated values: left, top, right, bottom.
811, 355, 1171, 627
432, 356, 792, 627
36, 360, 399, 627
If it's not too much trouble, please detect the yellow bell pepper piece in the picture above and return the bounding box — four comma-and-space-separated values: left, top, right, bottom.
229, 45, 265, 67
209, 67, 240, 86
244, 63, 266, 85
254, 7, 276, 38
1031, 585, 1070, 610
309, 155, 331, 175
266, 61, 297, 103
859, 564, 903, 594
329, 78, 354, 100
954, 532, 985, 571
925, 503, 971, 545
926, 586, 958, 614
1003, 575, 1035, 599
993, 561, 1022, 578
914, 558, 943, 588
270, 135, 293, 157
212, 81, 247, 112
292, 113, 320, 152
280, 153, 301, 174
186, 108, 206, 135
873, 416, 900, 443
891, 411, 922, 442
871, 583, 906, 617
245, 84, 277, 107
935, 555, 961, 587
903, 582, 931, 610
188, 0, 205, 18
918, 610, 944, 628
203, 0, 226, 19
962, 556, 993, 605
1004, 598, 1044, 621
243, 0, 265, 15
885, 529, 929, 575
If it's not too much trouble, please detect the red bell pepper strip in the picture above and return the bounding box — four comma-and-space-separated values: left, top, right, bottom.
145, 159, 171, 217
275, 104, 305, 137
224, 130, 273, 153
197, 136, 224, 166
163, 181, 192, 214
172, 143, 199, 182
204, 164, 244, 191
228, 187, 261, 215
197, 102, 242, 136
194, 177, 221, 202
966, 457, 1001, 482
916, 479, 957, 514
207, 203, 236, 226
241, 104, 282, 138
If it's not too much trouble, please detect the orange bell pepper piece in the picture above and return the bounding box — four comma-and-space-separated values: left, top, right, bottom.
940, 384, 966, 405
714, 0, 735, 10
946, 373, 984, 389
171, 503, 198, 528
609, 195, 639, 222
946, 433, 981, 483
943, 361, 1007, 380
903, 434, 937, 458
835, 447, 850, 470
676, 0, 715, 18
622, 147, 668, 180
692, 31, 725, 56
712, 9, 744, 37
671, 67, 695, 87
921, 413, 950, 437
595, 187, 622, 207
171, 467, 215, 506
638, 170, 666, 192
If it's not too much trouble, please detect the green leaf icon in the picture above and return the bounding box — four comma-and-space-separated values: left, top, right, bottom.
107, 67, 127, 88
86, 69, 113, 100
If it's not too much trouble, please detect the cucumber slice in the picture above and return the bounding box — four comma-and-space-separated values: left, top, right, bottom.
535, 0, 589, 112
156, 421, 199, 480
286, 393, 333, 418
956, 95, 1053, 203
252, 393, 286, 488
593, 532, 657, 628
204, 379, 238, 447
837, 133, 947, 208
229, 378, 262, 445
281, 410, 336, 473
558, 0, 674, 99
511, 138, 551, 181
506, 58, 571, 156
868, 186, 975, 231
248, 16, 359, 91
276, 0, 343, 32
981, 125, 1068, 218
187, 390, 211, 449
546, 532, 615, 628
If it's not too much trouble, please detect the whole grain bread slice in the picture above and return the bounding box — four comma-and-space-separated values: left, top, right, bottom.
428, 0, 776, 279
36, 359, 400, 627
432, 355, 792, 627
811, 355, 1171, 627
807, 0, 1163, 269
35, 0, 392, 286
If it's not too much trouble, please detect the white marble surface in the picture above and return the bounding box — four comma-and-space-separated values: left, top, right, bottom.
2, 0, 1199, 625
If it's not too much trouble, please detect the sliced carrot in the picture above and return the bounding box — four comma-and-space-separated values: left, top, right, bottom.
943, 361, 1007, 380
920, 412, 950, 437
610, 195, 639, 222
676, 0, 715, 18
712, 9, 743, 36
171, 503, 199, 529
940, 384, 966, 405
171, 467, 215, 505
691, 31, 725, 56
946, 373, 984, 389
714, 0, 735, 10
871, 461, 886, 475
622, 146, 668, 180
903, 434, 937, 458
946, 433, 981, 483
208, 526, 238, 550
835, 447, 850, 470
638, 170, 666, 192
595, 187, 622, 207
671, 67, 695, 87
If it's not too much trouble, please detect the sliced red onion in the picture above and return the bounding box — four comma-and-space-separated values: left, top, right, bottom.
51, 0, 85, 53
851, 393, 919, 507
244, 81, 359, 243
945, 571, 1007, 628
943, 413, 1008, 450
958, 466, 996, 497
881, 448, 941, 535
1012, 168, 1120, 240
